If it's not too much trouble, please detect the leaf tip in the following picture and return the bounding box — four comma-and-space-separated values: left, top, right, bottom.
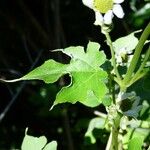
52, 48, 63, 52
49, 103, 57, 110
25, 127, 29, 135
0, 78, 21, 83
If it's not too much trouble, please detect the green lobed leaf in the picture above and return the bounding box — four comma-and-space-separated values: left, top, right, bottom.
11, 42, 108, 108
53, 42, 108, 107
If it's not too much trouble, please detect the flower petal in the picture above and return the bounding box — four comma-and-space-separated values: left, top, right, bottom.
113, 4, 124, 18
82, 0, 94, 9
94, 12, 103, 26
104, 10, 114, 24
113, 0, 124, 4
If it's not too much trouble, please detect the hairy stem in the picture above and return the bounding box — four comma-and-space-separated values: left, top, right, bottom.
106, 111, 122, 150
105, 33, 122, 82
111, 113, 122, 150
104, 30, 123, 149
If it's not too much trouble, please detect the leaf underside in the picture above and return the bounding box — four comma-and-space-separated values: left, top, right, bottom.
113, 30, 140, 53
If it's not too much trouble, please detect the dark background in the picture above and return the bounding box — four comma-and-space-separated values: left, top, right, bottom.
0, 0, 149, 149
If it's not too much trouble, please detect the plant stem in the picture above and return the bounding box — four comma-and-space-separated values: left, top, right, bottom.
123, 22, 150, 84
103, 24, 149, 150
105, 32, 122, 82
111, 112, 122, 150
106, 112, 122, 150
106, 132, 112, 150
106, 87, 126, 150
129, 46, 150, 85
104, 31, 123, 149
109, 74, 116, 104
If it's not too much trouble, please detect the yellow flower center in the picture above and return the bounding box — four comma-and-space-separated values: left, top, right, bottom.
94, 0, 113, 13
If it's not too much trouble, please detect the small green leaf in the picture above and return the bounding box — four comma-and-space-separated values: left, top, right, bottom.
113, 31, 140, 54
21, 129, 57, 150
21, 129, 47, 150
102, 95, 112, 106
85, 117, 106, 143
43, 141, 57, 150
128, 137, 143, 150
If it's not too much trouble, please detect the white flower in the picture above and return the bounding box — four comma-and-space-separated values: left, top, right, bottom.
82, 0, 124, 25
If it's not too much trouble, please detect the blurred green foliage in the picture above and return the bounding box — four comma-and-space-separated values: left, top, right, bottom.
0, 0, 149, 149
